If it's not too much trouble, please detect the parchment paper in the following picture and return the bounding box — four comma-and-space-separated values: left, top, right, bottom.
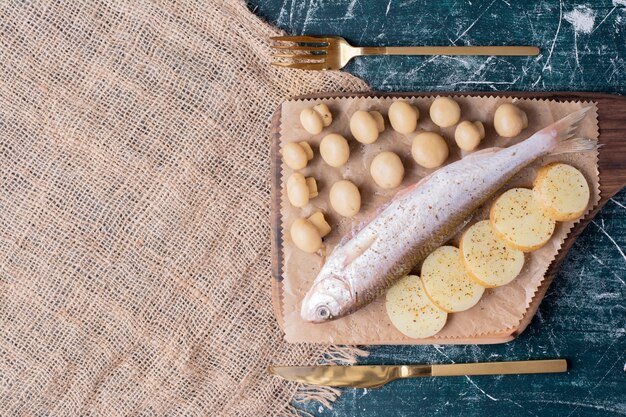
278, 96, 599, 344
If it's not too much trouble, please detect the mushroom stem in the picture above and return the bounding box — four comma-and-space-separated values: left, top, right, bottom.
308, 212, 331, 238
306, 177, 318, 198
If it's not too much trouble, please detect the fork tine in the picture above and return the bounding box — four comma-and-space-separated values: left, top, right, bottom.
270, 35, 330, 44
272, 53, 326, 61
271, 62, 326, 70
270, 44, 327, 51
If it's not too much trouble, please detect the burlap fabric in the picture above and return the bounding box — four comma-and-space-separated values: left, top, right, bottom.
0, 1, 369, 415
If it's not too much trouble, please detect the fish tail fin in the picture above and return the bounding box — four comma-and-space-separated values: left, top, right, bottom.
538, 106, 595, 154
551, 137, 599, 155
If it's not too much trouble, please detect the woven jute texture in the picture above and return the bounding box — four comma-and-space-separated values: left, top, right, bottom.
0, 1, 369, 415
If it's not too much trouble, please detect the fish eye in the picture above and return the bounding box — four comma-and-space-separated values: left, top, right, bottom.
316, 306, 331, 319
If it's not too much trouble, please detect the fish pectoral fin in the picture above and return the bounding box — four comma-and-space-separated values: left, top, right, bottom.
342, 233, 378, 268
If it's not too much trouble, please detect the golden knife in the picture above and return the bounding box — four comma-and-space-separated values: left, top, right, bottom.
268, 359, 567, 388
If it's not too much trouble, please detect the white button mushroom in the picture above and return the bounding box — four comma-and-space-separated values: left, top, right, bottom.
350, 110, 383, 144
313, 103, 333, 127
290, 218, 323, 253
370, 151, 405, 189
369, 110, 385, 133
429, 97, 461, 128
282, 141, 313, 170
300, 103, 333, 134
454, 121, 485, 151
320, 133, 350, 167
286, 173, 318, 208
300, 108, 324, 135
388, 100, 419, 134
411, 131, 449, 169
329, 180, 361, 217
493, 103, 528, 137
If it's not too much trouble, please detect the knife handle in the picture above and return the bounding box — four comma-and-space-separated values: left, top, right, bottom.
429, 359, 567, 377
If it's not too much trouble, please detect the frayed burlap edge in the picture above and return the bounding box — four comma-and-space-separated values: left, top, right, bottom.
285, 346, 369, 417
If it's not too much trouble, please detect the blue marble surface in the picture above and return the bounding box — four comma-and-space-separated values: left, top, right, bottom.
250, 0, 626, 93
248, 1, 626, 415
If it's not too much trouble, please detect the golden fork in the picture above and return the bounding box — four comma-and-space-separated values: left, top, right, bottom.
271, 35, 539, 71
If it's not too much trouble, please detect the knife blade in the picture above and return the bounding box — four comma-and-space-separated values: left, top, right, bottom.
268, 359, 567, 388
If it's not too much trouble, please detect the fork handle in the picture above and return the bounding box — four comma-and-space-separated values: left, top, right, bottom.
359, 45, 539, 56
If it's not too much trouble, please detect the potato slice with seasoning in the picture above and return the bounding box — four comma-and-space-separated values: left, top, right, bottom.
490, 188, 556, 252
533, 163, 590, 222
385, 274, 447, 339
460, 220, 525, 288
420, 246, 485, 312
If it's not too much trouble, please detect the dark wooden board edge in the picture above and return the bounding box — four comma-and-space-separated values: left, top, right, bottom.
270, 104, 285, 329
270, 91, 626, 344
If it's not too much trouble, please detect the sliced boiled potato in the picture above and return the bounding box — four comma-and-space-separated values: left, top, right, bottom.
533, 163, 590, 222
385, 275, 447, 339
460, 220, 525, 288
420, 246, 485, 312
490, 188, 556, 252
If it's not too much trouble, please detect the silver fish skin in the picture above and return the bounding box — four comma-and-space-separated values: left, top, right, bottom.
301, 107, 593, 323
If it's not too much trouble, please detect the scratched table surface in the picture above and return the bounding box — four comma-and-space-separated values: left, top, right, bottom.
247, 0, 626, 415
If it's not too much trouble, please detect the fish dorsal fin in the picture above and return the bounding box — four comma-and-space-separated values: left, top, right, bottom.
342, 233, 378, 268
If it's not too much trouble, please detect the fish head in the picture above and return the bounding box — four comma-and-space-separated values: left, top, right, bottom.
300, 273, 352, 323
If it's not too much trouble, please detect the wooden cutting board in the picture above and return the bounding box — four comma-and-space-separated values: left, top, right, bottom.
270, 92, 626, 344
